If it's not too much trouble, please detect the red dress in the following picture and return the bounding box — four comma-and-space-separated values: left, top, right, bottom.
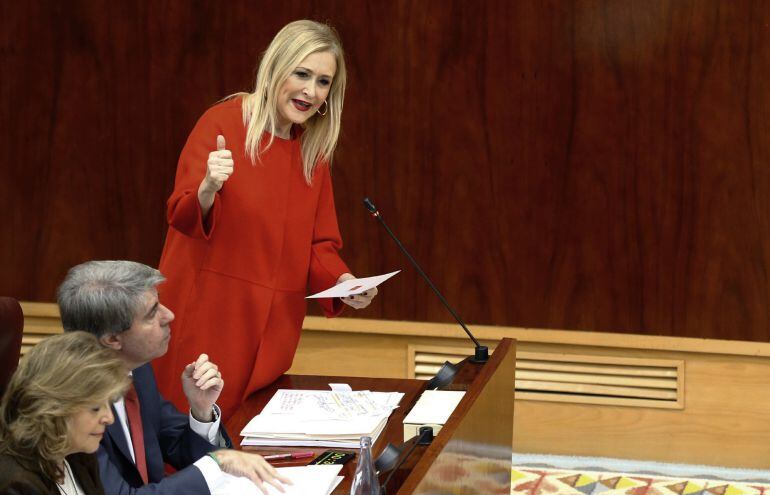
153, 97, 349, 418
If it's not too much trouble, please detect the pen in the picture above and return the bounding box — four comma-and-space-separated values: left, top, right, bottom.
264, 451, 315, 461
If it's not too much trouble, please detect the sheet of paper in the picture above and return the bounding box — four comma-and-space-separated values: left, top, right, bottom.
327, 476, 344, 495
241, 437, 360, 448
213, 465, 343, 495
306, 270, 400, 299
329, 383, 352, 392
258, 389, 403, 419
403, 390, 466, 425
241, 437, 361, 449
242, 414, 386, 437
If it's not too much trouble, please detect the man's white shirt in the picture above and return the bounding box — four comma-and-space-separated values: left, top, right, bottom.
112, 391, 226, 489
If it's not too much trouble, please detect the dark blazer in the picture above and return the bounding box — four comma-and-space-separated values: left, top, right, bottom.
0, 452, 104, 495
98, 363, 232, 495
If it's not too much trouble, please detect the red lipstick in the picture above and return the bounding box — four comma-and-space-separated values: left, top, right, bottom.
291, 99, 312, 112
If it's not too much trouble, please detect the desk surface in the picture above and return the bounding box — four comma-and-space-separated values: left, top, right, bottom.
226, 375, 429, 494
226, 339, 514, 494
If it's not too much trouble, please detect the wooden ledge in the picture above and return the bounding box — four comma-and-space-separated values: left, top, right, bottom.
20, 302, 770, 358
301, 315, 770, 358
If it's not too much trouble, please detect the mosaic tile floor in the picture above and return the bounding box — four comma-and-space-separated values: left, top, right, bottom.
511, 467, 770, 495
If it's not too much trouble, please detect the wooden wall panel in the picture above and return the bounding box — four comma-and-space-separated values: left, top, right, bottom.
2, 1, 770, 341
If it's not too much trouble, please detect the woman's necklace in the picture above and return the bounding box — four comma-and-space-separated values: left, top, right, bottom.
56, 459, 81, 495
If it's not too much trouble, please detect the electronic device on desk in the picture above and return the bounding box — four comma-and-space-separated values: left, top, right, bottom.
309, 450, 355, 466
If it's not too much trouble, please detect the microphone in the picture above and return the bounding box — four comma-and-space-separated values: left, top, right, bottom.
376, 426, 434, 495
363, 198, 489, 363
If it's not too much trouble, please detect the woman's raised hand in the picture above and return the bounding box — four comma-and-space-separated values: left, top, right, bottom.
202, 135, 234, 193
198, 135, 234, 216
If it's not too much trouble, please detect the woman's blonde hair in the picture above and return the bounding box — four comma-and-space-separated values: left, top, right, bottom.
0, 331, 129, 481
240, 19, 347, 183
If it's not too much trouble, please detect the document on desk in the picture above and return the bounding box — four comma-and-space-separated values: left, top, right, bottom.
306, 270, 400, 299
240, 389, 404, 448
214, 464, 343, 495
261, 389, 403, 418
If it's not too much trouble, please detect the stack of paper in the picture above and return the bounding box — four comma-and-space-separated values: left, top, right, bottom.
214, 464, 343, 495
241, 389, 404, 448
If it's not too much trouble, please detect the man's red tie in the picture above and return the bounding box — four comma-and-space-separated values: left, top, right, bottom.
124, 383, 149, 484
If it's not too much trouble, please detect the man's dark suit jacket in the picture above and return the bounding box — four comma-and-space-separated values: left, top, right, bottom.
99, 363, 232, 495
0, 452, 104, 495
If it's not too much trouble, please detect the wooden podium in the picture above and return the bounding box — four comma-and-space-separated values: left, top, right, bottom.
227, 338, 515, 494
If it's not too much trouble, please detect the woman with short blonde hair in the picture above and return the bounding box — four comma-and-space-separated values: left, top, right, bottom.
0, 331, 129, 494
154, 19, 379, 418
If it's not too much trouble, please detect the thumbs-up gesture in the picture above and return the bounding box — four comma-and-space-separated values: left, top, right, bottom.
202, 135, 234, 193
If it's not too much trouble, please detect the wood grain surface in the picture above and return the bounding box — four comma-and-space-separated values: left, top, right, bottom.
226, 339, 514, 494
3, 1, 770, 341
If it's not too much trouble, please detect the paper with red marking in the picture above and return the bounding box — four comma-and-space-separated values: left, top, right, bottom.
305, 270, 400, 299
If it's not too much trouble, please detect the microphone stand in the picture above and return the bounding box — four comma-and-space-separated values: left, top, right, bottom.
363, 198, 488, 363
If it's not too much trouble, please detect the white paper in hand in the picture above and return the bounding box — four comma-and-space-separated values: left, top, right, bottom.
306, 271, 400, 299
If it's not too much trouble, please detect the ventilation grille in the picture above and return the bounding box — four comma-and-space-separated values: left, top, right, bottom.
410, 346, 684, 409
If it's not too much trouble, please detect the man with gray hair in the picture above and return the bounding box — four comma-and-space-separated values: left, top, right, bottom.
58, 260, 288, 495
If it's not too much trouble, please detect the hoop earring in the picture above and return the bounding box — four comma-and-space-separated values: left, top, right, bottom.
317, 100, 329, 116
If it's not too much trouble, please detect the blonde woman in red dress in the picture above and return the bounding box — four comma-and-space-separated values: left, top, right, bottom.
153, 20, 377, 417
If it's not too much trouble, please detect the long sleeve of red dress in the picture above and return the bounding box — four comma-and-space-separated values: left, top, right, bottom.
166, 113, 223, 240
153, 98, 349, 418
